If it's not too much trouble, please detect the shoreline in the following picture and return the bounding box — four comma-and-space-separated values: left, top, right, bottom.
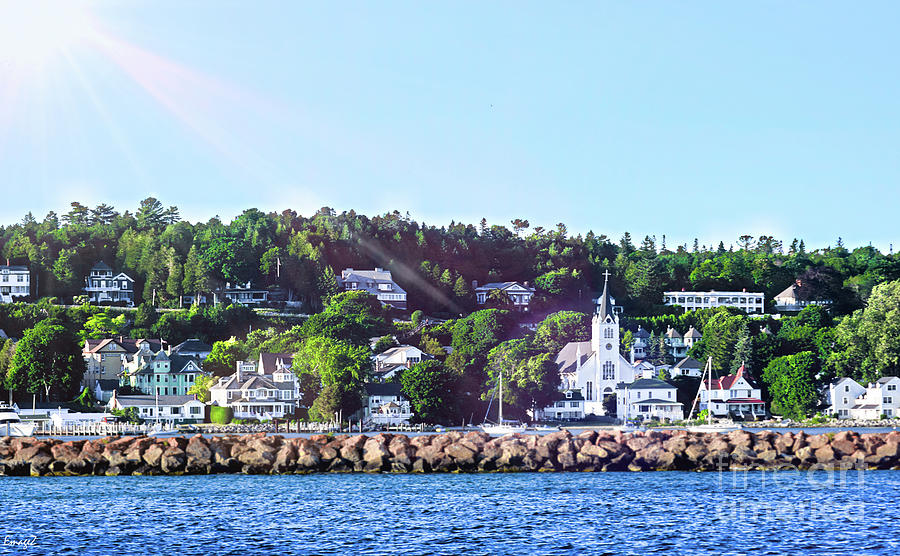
3, 428, 900, 476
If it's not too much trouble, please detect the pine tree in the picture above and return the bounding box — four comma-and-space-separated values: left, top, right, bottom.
730, 323, 753, 373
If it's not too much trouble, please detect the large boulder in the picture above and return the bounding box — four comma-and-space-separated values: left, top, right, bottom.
160, 447, 187, 474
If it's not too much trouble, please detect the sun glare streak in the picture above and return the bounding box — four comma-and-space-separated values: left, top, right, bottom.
90, 31, 283, 181
60, 48, 150, 186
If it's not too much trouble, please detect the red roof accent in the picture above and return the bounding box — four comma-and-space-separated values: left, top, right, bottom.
708, 365, 756, 390
725, 398, 765, 404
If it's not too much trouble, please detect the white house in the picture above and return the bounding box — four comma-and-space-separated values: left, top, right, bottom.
373, 345, 429, 371
774, 280, 834, 312
828, 377, 868, 418
107, 392, 206, 423
832, 377, 900, 420
671, 357, 703, 378
338, 268, 407, 309
664, 289, 764, 314
630, 326, 651, 361
536, 389, 586, 421
223, 282, 269, 306
84, 261, 135, 306
616, 378, 683, 422
363, 382, 413, 425
683, 326, 702, 349
474, 281, 536, 311
555, 274, 637, 415
697, 364, 766, 419
0, 264, 30, 303
208, 357, 300, 419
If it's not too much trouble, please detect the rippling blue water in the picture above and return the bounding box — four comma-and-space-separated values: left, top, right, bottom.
2, 471, 899, 555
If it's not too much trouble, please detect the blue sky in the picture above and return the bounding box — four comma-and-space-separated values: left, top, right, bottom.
1, 1, 898, 251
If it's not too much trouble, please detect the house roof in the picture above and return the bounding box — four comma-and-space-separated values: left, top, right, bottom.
674, 357, 702, 370
553, 389, 585, 402
775, 283, 799, 300
375, 345, 419, 358
877, 376, 900, 384
366, 382, 404, 397
664, 327, 683, 339
259, 352, 294, 374
706, 364, 759, 390
84, 338, 166, 355
95, 379, 119, 391
91, 261, 113, 271
0, 265, 28, 272
339, 268, 407, 295
172, 339, 212, 354
556, 341, 593, 375
210, 371, 289, 392
684, 326, 702, 339
625, 378, 674, 390
475, 281, 535, 293
633, 326, 650, 339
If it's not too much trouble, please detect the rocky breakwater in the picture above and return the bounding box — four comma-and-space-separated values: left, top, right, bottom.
2, 429, 900, 476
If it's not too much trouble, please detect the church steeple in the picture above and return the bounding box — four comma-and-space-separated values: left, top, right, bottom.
597, 270, 614, 321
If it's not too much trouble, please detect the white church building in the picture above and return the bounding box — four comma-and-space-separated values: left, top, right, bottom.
555, 274, 637, 416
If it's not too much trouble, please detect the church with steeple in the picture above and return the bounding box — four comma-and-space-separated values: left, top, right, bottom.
554, 272, 637, 416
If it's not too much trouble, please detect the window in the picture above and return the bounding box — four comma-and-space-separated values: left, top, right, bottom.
556, 401, 565, 408
586, 381, 593, 401
569, 402, 579, 408
602, 361, 615, 380
604, 327, 614, 339
885, 397, 893, 404
842, 397, 848, 405
190, 406, 201, 415
888, 385, 897, 391
845, 385, 849, 392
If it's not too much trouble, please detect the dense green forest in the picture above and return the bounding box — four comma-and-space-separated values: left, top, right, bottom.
3, 198, 898, 317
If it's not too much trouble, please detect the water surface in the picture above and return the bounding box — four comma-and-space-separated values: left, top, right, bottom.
1, 471, 898, 555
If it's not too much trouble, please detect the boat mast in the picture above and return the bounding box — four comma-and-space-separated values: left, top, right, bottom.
498, 368, 504, 424
707, 356, 713, 424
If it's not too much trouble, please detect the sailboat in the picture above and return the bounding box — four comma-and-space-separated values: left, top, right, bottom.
147, 390, 181, 437
481, 368, 527, 435
687, 357, 742, 433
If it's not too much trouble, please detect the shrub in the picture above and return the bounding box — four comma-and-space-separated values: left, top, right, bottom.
210, 405, 233, 425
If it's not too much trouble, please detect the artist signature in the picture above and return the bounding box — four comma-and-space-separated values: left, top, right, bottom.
4, 536, 38, 548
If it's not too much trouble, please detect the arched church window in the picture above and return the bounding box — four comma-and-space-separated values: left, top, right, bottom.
604, 327, 614, 339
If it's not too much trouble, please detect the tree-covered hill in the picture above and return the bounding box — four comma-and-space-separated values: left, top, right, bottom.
2, 198, 898, 317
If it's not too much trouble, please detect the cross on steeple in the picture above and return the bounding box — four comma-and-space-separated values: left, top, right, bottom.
602, 270, 611, 282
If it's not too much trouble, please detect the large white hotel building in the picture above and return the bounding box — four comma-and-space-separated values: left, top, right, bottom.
663, 289, 764, 313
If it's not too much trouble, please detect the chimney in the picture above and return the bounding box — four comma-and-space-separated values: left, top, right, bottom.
472, 280, 478, 289
681, 287, 686, 292
742, 288, 747, 292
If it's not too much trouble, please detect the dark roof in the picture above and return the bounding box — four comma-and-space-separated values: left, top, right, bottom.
172, 339, 212, 354
95, 379, 119, 391
365, 382, 404, 397
625, 378, 674, 390
91, 261, 113, 271
674, 357, 702, 370
553, 389, 585, 401
475, 281, 535, 293
633, 326, 650, 339
259, 352, 293, 374
877, 376, 899, 384
0, 265, 28, 272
